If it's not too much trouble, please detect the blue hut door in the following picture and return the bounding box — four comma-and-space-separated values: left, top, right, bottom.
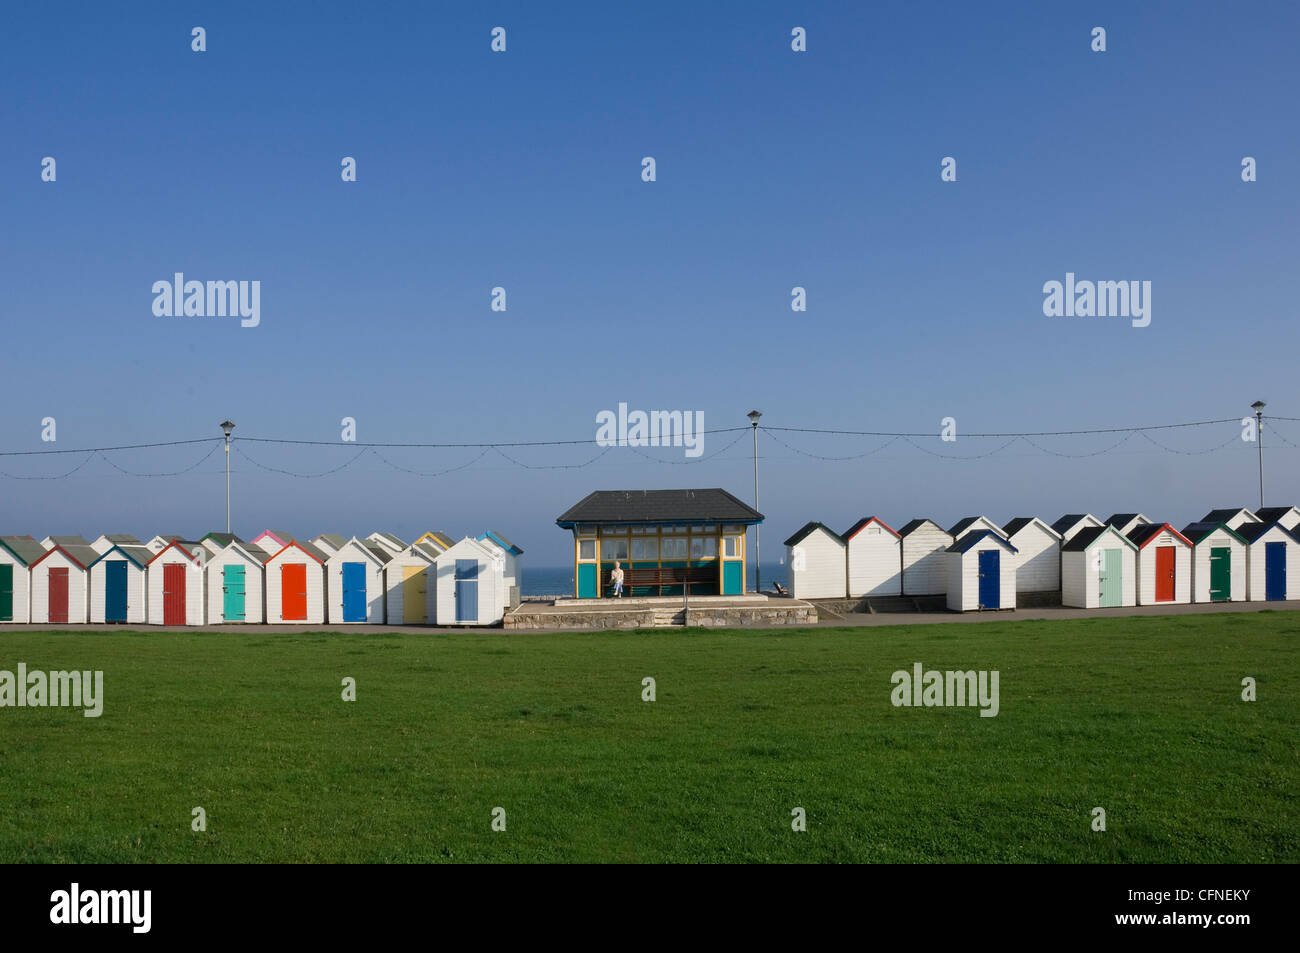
105, 560, 128, 622
977, 549, 999, 609
342, 562, 367, 621
455, 559, 479, 622
1265, 542, 1286, 601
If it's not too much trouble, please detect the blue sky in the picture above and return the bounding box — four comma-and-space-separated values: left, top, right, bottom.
2, 1, 1298, 566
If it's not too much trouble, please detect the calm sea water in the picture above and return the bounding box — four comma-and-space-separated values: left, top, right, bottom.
522, 564, 788, 597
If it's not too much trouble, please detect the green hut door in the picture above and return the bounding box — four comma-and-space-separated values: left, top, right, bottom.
1098, 549, 1122, 607
1209, 547, 1231, 601
0, 564, 12, 621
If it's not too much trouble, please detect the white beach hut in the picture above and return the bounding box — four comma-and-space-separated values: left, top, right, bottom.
265, 541, 329, 625
41, 535, 90, 551
947, 516, 1004, 540
205, 540, 268, 624
899, 519, 952, 596
1049, 514, 1104, 544
477, 531, 524, 610
366, 532, 407, 557
1236, 522, 1300, 602
435, 537, 503, 626
312, 534, 347, 557
783, 522, 847, 599
0, 536, 47, 624
1104, 513, 1152, 536
1201, 508, 1261, 532
88, 545, 151, 623
1254, 506, 1300, 532
946, 531, 1017, 611
249, 530, 295, 556
29, 543, 98, 624
1061, 525, 1138, 608
90, 534, 143, 555
326, 537, 389, 624
1182, 522, 1248, 603
147, 541, 205, 626
1001, 517, 1062, 594
843, 517, 902, 598
1125, 523, 1193, 606
384, 542, 441, 625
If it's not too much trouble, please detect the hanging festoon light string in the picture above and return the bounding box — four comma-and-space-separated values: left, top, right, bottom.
0, 412, 1291, 480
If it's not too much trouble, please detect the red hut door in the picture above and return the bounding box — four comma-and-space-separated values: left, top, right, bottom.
1154, 546, 1175, 602
281, 563, 307, 620
48, 567, 69, 623
163, 563, 187, 625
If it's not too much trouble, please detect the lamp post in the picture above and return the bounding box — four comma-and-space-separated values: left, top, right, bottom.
1251, 401, 1265, 510
747, 410, 762, 594
220, 420, 235, 533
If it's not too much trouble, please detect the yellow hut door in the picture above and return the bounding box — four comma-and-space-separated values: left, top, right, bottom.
403, 565, 427, 623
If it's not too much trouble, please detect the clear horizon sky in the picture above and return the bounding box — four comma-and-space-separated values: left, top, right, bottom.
2, 2, 1298, 566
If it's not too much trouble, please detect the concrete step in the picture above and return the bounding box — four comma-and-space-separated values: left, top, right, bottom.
652, 608, 686, 627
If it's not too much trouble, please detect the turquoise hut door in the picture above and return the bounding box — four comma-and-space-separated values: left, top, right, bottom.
223, 565, 245, 621
577, 563, 597, 598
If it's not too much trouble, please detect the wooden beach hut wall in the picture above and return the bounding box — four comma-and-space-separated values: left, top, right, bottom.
1236, 522, 1300, 602
0, 536, 46, 624
899, 519, 952, 596
384, 542, 440, 625
366, 532, 407, 557
783, 522, 847, 599
90, 534, 143, 555
205, 541, 268, 624
1061, 525, 1138, 608
946, 531, 1017, 611
435, 537, 502, 626
147, 541, 205, 626
265, 541, 328, 624
948, 516, 1004, 540
30, 543, 99, 624
1049, 514, 1103, 544
1254, 506, 1300, 532
198, 532, 242, 558
1201, 508, 1261, 532
1001, 518, 1062, 594
477, 531, 524, 610
1104, 514, 1152, 536
1181, 522, 1248, 603
843, 517, 902, 598
41, 535, 90, 550
326, 537, 390, 624
88, 545, 151, 623
1126, 523, 1193, 606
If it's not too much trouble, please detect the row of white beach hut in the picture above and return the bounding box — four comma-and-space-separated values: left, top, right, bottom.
784, 506, 1300, 611
0, 528, 523, 627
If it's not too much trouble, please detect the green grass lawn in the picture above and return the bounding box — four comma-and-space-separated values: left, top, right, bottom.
0, 612, 1296, 863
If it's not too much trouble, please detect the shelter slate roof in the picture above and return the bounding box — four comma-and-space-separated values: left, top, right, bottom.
557, 489, 762, 527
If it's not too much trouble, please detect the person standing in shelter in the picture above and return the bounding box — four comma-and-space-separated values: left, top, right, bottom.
611, 561, 624, 598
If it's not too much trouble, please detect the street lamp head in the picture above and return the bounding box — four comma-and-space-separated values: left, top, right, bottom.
1251, 401, 1266, 414
220, 420, 236, 437
747, 410, 762, 426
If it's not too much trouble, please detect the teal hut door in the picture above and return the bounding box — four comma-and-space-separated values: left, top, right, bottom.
223, 565, 246, 621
